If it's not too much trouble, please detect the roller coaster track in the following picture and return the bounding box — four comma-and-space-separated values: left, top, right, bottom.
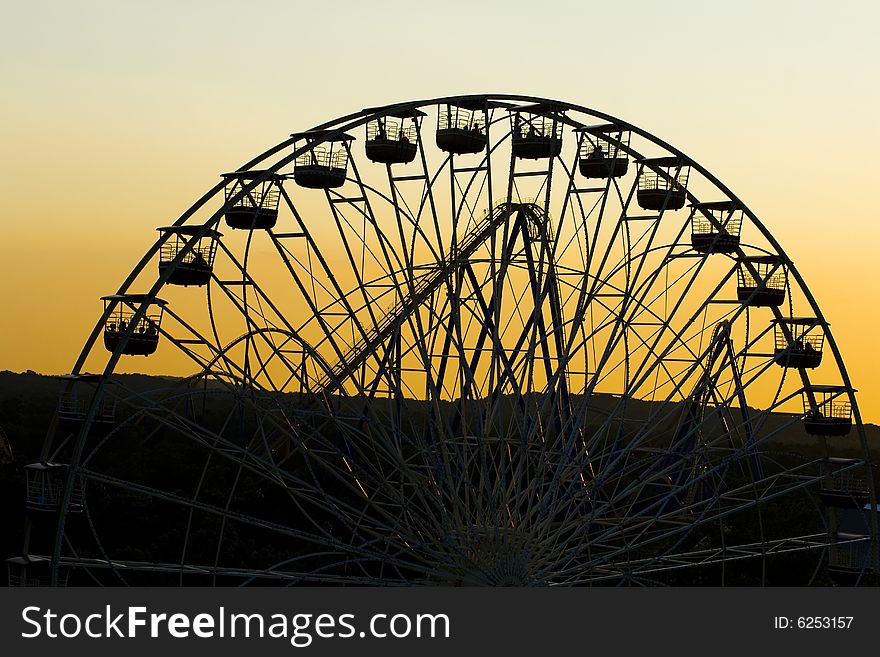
313, 202, 542, 397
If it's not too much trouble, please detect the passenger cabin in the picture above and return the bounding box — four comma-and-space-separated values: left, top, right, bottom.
157, 226, 220, 287
690, 201, 743, 254
222, 171, 281, 230
7, 556, 66, 587
773, 318, 824, 369
24, 463, 83, 512
736, 256, 787, 307
819, 457, 871, 508
828, 529, 878, 580
803, 385, 854, 437
55, 374, 116, 429
509, 103, 565, 160
292, 130, 353, 189
636, 157, 690, 211
436, 100, 497, 155
365, 108, 424, 164
829, 503, 879, 580
101, 295, 166, 356
576, 124, 630, 178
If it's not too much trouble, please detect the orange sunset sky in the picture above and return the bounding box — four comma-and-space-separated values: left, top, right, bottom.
2, 1, 879, 420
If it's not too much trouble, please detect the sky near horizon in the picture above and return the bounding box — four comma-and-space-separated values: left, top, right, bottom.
2, 1, 879, 418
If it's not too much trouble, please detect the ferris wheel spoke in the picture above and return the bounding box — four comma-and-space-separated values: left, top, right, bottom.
549, 468, 819, 584
593, 430, 822, 541
620, 262, 746, 396
203, 243, 353, 397
76, 466, 369, 555
276, 184, 378, 332
580, 330, 754, 479
624, 256, 728, 381
555, 533, 834, 584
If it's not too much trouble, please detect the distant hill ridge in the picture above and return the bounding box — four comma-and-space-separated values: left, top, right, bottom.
1, 369, 877, 462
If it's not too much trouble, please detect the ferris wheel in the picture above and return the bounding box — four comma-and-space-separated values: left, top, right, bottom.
12, 94, 878, 586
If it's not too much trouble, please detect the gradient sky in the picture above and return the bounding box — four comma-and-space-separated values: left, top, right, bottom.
2, 0, 879, 419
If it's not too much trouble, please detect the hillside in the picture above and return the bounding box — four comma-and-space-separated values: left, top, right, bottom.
2, 368, 878, 467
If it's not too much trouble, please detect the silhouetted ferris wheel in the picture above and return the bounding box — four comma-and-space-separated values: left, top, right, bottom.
12, 95, 878, 586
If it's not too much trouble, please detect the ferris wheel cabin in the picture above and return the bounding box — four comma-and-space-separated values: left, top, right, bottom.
101, 295, 166, 356
637, 157, 690, 211
819, 457, 871, 508
157, 226, 221, 287
828, 533, 878, 581
803, 385, 854, 437
55, 373, 116, 429
24, 462, 83, 513
222, 171, 281, 230
436, 100, 499, 154
690, 201, 743, 254
292, 130, 352, 189
365, 108, 424, 164
576, 124, 630, 178
6, 556, 66, 587
773, 317, 825, 369
509, 103, 565, 159
736, 256, 787, 307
